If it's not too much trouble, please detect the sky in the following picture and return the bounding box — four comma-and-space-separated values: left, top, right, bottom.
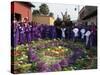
32, 2, 84, 21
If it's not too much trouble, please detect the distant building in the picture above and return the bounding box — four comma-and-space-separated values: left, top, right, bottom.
11, 1, 35, 22
78, 6, 97, 25
33, 15, 55, 25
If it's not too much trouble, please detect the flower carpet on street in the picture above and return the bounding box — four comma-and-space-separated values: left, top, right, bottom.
11, 39, 97, 74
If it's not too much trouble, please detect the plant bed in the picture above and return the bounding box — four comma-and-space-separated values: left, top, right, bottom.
11, 39, 97, 73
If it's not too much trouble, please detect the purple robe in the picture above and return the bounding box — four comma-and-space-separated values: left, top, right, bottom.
14, 25, 19, 47
25, 25, 31, 43
19, 25, 25, 44
32, 25, 37, 40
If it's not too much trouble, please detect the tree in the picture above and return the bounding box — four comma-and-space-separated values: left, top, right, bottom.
49, 12, 54, 17
39, 3, 49, 15
32, 10, 40, 16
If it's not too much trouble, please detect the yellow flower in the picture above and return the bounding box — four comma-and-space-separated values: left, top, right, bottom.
65, 48, 68, 51
18, 63, 21, 66
16, 46, 19, 50
55, 51, 59, 54
25, 56, 28, 58
19, 61, 23, 63
26, 44, 28, 47
58, 46, 62, 49
47, 48, 50, 51
53, 39, 56, 41
21, 57, 24, 60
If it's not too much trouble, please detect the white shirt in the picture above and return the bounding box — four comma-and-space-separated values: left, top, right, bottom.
80, 28, 86, 39
72, 28, 79, 37
85, 30, 91, 45
85, 31, 91, 37
61, 28, 66, 38
80, 29, 85, 34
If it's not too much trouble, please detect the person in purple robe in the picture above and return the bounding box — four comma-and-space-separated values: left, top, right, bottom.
45, 25, 50, 39
49, 26, 54, 39
41, 24, 46, 39
31, 24, 37, 40
14, 23, 20, 47
24, 23, 31, 43
11, 20, 19, 47
36, 25, 41, 39
29, 22, 34, 41
33, 25, 39, 39
28, 23, 32, 42
39, 25, 44, 39
45, 25, 51, 39
22, 17, 31, 43
52, 26, 57, 39
19, 22, 25, 44
90, 22, 97, 47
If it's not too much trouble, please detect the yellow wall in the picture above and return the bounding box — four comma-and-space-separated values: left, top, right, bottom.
49, 17, 55, 25
33, 16, 55, 25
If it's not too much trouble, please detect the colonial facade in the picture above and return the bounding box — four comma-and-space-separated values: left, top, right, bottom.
78, 6, 97, 25
11, 1, 35, 22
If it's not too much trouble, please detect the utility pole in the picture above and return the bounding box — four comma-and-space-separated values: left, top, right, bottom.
76, 5, 80, 22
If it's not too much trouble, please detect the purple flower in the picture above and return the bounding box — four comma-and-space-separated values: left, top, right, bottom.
28, 46, 33, 62
31, 53, 40, 62
73, 48, 83, 54
50, 63, 61, 71
72, 48, 83, 59
68, 48, 83, 65
59, 59, 69, 68
67, 57, 75, 65
36, 61, 48, 72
